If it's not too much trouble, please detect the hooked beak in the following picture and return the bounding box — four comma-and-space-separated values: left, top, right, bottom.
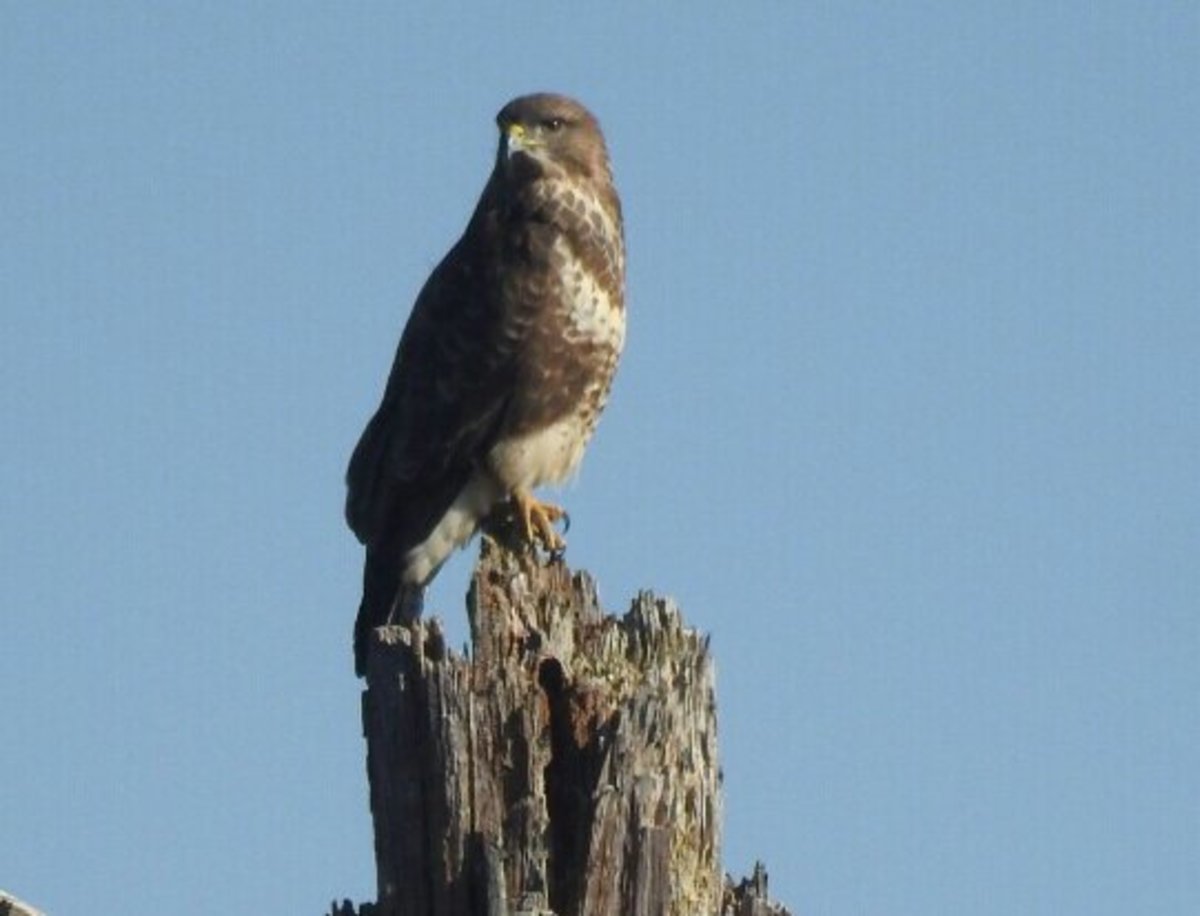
504, 122, 532, 158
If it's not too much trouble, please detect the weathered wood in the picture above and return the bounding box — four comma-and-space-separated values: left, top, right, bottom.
721, 863, 791, 916
346, 539, 789, 916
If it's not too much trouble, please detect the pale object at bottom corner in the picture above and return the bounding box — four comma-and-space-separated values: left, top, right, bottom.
1, 890, 46, 916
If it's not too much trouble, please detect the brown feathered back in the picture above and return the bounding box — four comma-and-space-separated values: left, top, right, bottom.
346, 93, 625, 675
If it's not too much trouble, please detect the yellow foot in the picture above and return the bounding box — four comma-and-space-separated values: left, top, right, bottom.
512, 489, 568, 553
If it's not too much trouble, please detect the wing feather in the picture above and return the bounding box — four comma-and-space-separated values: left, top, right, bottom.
345, 210, 515, 550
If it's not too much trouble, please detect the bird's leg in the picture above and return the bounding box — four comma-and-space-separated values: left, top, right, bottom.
512, 488, 568, 553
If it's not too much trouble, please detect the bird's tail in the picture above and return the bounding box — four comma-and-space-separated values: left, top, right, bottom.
354, 545, 424, 677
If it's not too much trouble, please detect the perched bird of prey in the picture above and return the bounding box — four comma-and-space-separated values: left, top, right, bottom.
346, 93, 626, 675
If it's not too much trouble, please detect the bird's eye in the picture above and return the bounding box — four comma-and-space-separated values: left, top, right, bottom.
543, 117, 565, 132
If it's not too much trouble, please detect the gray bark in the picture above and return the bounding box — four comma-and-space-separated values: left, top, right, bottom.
339, 541, 789, 916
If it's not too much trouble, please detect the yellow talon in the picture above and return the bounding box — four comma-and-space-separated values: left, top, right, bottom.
512, 489, 567, 553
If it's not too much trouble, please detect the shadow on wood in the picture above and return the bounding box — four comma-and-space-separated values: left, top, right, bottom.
336, 540, 790, 916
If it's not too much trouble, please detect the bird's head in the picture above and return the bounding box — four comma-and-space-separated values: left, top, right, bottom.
495, 93, 611, 183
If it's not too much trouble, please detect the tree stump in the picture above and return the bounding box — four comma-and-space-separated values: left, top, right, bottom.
341, 540, 790, 916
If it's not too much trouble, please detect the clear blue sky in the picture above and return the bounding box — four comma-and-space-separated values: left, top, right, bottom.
3, 4, 1196, 914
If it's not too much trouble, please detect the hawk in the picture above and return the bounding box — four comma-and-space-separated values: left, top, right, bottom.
346, 93, 626, 675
